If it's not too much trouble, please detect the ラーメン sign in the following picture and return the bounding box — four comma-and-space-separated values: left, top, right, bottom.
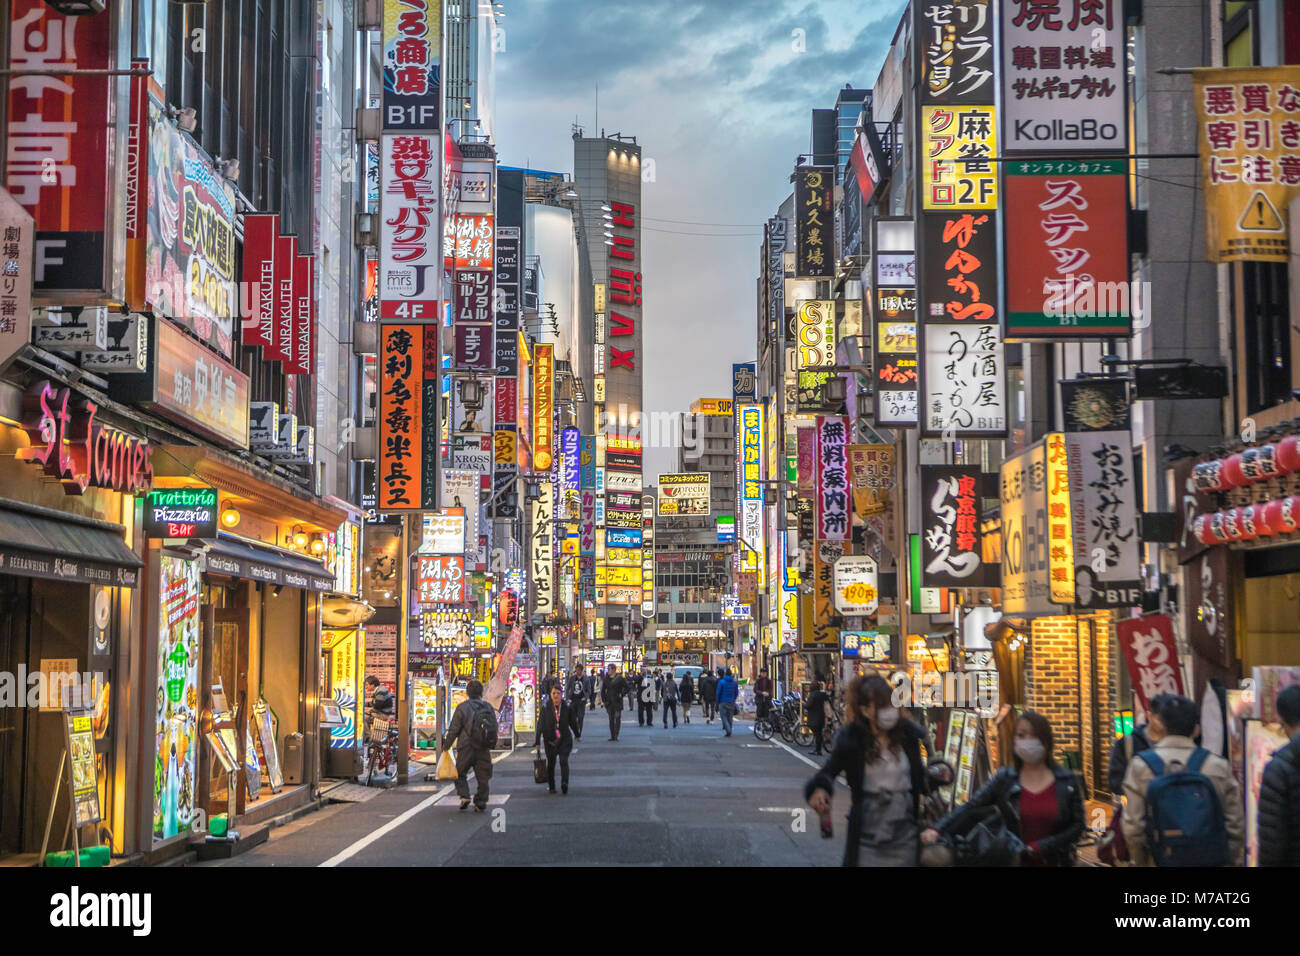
832, 555, 879, 616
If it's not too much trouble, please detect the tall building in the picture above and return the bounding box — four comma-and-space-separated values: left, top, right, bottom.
834, 86, 872, 184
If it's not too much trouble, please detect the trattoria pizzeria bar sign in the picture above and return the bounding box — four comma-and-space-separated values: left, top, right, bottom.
16, 381, 153, 495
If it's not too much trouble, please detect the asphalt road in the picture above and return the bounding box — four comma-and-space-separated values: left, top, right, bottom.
200, 707, 847, 867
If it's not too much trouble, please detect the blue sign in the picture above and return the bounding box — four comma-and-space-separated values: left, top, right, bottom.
716, 515, 736, 542
732, 362, 757, 402
562, 427, 580, 494
606, 529, 642, 548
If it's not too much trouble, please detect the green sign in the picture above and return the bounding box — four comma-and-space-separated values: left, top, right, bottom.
144, 487, 218, 540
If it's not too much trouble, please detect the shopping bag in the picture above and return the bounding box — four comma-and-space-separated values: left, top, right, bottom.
436, 748, 459, 781
533, 749, 548, 784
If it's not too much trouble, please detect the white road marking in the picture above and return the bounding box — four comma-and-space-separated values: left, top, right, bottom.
318, 751, 511, 867
769, 737, 825, 770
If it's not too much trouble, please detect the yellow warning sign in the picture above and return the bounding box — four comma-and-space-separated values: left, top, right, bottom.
1238, 190, 1284, 232
1195, 66, 1300, 262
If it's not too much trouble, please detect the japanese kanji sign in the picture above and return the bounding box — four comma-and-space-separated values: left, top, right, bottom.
921, 210, 999, 325
1001, 0, 1127, 154
382, 0, 440, 131
380, 133, 440, 320
920, 465, 994, 588
922, 105, 998, 210
378, 324, 437, 511
921, 322, 1007, 438
0, 188, 34, 367
815, 415, 851, 542
874, 286, 919, 427
530, 480, 554, 617
1194, 66, 1300, 262
794, 166, 835, 277
416, 554, 466, 605
1005, 160, 1131, 337
1116, 615, 1185, 714
740, 403, 765, 577
533, 344, 554, 472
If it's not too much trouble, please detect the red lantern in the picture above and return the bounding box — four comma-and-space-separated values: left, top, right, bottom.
1193, 460, 1227, 492
1277, 435, 1300, 474
1262, 497, 1300, 536
1241, 504, 1271, 536
1241, 445, 1282, 482
1221, 454, 1247, 488
1193, 514, 1218, 545
498, 588, 518, 627
1221, 508, 1245, 540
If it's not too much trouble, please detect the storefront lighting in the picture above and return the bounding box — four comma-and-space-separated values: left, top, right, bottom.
292, 526, 309, 549
220, 501, 241, 529
309, 533, 326, 556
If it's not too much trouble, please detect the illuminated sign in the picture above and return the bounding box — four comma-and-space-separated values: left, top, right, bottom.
144, 487, 217, 539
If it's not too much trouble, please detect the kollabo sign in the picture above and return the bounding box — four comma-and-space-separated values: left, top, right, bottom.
17, 381, 154, 495
144, 487, 217, 539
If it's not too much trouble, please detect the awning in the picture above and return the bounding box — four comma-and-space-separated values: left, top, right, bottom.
0, 498, 142, 588
203, 534, 334, 592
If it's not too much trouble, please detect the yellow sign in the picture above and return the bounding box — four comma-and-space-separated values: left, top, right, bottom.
1046, 432, 1075, 605
1194, 66, 1300, 262
921, 105, 998, 210
801, 543, 842, 649
494, 428, 517, 465
594, 283, 607, 313
690, 398, 734, 416
796, 300, 836, 368
596, 566, 642, 588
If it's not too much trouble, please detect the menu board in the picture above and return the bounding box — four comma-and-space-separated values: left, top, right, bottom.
412, 677, 439, 731
243, 721, 262, 800
255, 704, 283, 793
65, 709, 101, 827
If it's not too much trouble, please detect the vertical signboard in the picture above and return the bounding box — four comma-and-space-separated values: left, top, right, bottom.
920, 465, 993, 588
6, 2, 115, 299
795, 300, 836, 368
156, 555, 200, 843
1004, 160, 1131, 337
242, 214, 279, 354
378, 324, 438, 511
0, 190, 35, 366
381, 0, 441, 131
793, 166, 835, 278
533, 344, 554, 472
739, 404, 765, 578
531, 481, 554, 617
380, 134, 440, 320
1000, 437, 1073, 616
815, 416, 850, 542
874, 285, 919, 427
765, 219, 787, 342
1001, 0, 1128, 154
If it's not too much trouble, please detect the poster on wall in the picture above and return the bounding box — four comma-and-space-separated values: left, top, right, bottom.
145, 96, 238, 358
509, 664, 536, 734
155, 556, 200, 843
1245, 720, 1291, 866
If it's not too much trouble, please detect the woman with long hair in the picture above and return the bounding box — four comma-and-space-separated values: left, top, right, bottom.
804, 674, 931, 866
922, 710, 1085, 866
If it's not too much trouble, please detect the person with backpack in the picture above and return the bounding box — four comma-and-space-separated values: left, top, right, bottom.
715, 667, 739, 737
679, 671, 695, 724
923, 710, 1084, 866
567, 666, 588, 739
601, 665, 627, 741
1257, 684, 1300, 866
441, 679, 498, 811
1121, 693, 1243, 867
536, 683, 581, 794
700, 670, 717, 723
661, 669, 680, 728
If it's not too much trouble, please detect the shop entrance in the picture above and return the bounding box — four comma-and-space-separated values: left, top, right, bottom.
0, 576, 91, 858
201, 605, 249, 818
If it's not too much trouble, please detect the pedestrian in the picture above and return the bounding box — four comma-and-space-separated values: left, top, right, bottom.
754, 670, 773, 719
601, 665, 627, 741
806, 674, 932, 866
536, 683, 581, 794
625, 671, 637, 714
639, 667, 660, 726
1120, 693, 1243, 866
806, 680, 831, 756
700, 669, 717, 723
584, 668, 597, 712
923, 710, 1084, 866
661, 668, 679, 728
567, 665, 588, 739
441, 679, 497, 812
679, 670, 695, 724
715, 667, 739, 737
1259, 684, 1300, 866
1106, 721, 1152, 797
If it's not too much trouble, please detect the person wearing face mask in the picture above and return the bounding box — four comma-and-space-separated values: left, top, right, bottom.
804, 674, 931, 866
922, 711, 1085, 866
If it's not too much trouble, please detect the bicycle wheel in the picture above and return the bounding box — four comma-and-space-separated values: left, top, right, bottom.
753, 717, 774, 741
779, 719, 796, 743
794, 724, 814, 748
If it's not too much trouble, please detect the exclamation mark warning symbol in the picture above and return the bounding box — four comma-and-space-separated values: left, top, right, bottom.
1238, 190, 1284, 232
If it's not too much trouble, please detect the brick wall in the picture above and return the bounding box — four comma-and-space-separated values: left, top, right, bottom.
1024, 613, 1120, 798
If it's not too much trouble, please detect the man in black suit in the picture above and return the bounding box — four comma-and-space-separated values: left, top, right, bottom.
601, 665, 627, 741
536, 683, 581, 793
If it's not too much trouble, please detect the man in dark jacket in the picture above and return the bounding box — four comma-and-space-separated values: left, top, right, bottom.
1259, 684, 1300, 866
679, 671, 695, 724
536, 683, 581, 793
601, 665, 628, 741
715, 668, 739, 737
1106, 723, 1151, 797
806, 681, 831, 756
700, 670, 717, 723
567, 666, 588, 739
441, 679, 496, 811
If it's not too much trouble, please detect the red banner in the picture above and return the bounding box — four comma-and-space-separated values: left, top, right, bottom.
289, 254, 315, 375
415, 554, 466, 605
241, 214, 278, 352
495, 377, 517, 425
269, 235, 296, 364
1116, 614, 1185, 714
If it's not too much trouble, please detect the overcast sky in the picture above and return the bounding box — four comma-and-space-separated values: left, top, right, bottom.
494, 0, 906, 476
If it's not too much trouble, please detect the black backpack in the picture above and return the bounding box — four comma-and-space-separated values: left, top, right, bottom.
468, 700, 498, 750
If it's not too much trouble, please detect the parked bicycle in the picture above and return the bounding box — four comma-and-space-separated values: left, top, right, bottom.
753, 694, 815, 746
365, 714, 398, 785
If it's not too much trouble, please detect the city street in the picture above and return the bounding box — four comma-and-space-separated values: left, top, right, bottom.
202, 713, 843, 867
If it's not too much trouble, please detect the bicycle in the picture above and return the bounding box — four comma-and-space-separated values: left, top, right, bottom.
365, 714, 398, 785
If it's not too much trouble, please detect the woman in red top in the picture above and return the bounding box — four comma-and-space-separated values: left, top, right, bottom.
922, 711, 1085, 866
